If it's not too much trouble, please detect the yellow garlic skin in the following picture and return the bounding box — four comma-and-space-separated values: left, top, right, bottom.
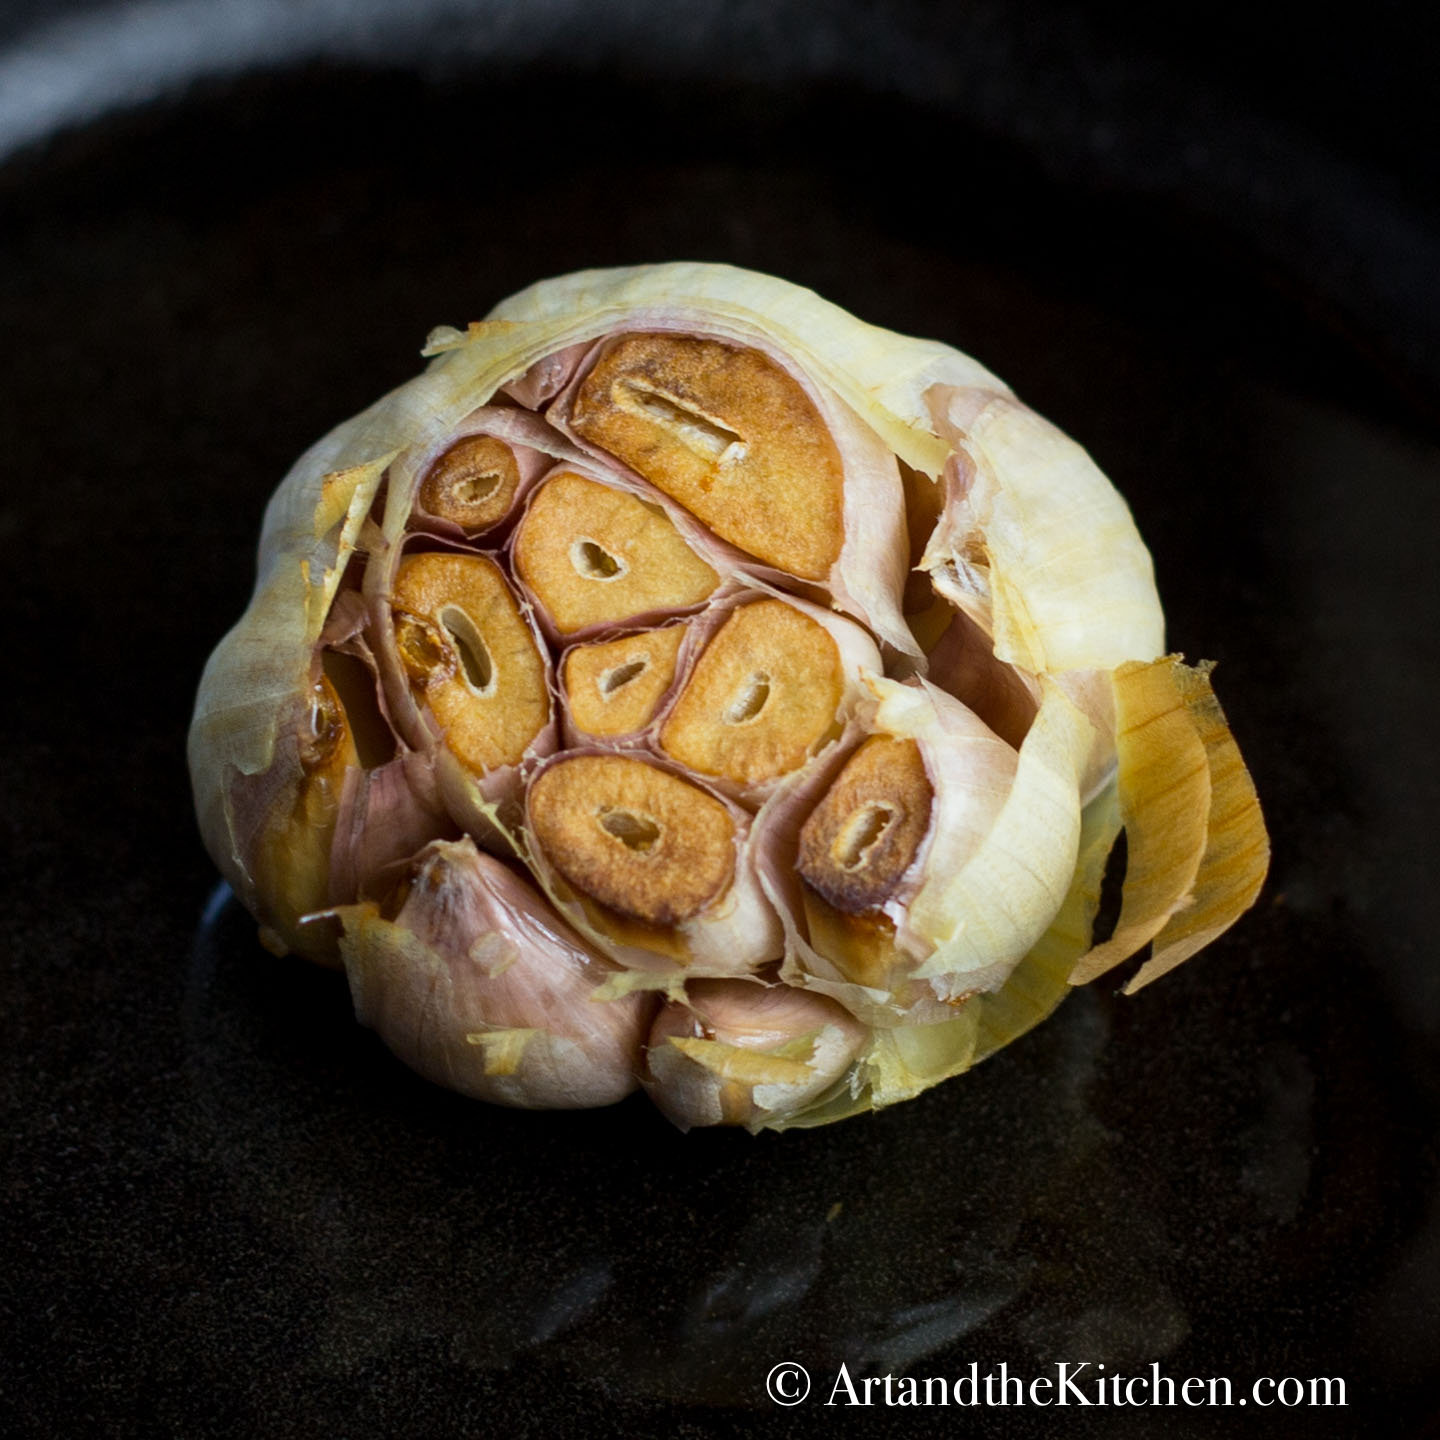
188, 262, 1268, 1129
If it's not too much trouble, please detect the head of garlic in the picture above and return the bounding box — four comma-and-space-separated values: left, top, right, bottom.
188, 262, 1268, 1131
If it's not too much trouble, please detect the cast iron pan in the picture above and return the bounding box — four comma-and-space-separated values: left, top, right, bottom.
3, 3, 1438, 1436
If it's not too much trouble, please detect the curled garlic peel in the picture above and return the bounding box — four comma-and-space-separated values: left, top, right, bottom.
188, 263, 1268, 1130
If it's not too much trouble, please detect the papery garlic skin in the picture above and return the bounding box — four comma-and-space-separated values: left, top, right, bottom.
189, 261, 1268, 1129
341, 838, 652, 1109
644, 980, 868, 1132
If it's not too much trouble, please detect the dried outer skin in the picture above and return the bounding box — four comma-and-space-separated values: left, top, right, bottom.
920, 386, 1164, 675
1068, 656, 1269, 991
187, 261, 1269, 1132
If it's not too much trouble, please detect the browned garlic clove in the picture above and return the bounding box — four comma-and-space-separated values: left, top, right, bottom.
658, 598, 847, 790
416, 433, 521, 534
528, 754, 736, 928
643, 979, 868, 1130
796, 736, 934, 990
568, 332, 845, 581
525, 752, 783, 975
922, 609, 1039, 752
561, 622, 689, 743
389, 551, 551, 776
511, 469, 719, 636
341, 837, 653, 1109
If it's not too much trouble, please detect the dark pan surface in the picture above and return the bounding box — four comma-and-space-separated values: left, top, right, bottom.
3, 5, 1438, 1436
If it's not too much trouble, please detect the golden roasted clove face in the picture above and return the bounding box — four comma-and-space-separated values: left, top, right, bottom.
798, 736, 933, 914
562, 623, 688, 739
795, 736, 934, 990
417, 434, 521, 534
658, 599, 844, 787
512, 470, 718, 633
569, 333, 845, 580
528, 754, 735, 928
390, 551, 550, 773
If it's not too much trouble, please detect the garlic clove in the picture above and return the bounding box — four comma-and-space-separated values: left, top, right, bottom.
568, 332, 846, 582
340, 836, 653, 1109
797, 736, 934, 919
388, 551, 551, 776
416, 433, 521, 534
511, 468, 719, 636
657, 598, 846, 790
794, 735, 934, 995
524, 751, 783, 978
654, 588, 884, 804
528, 753, 736, 929
643, 978, 868, 1131
561, 622, 689, 743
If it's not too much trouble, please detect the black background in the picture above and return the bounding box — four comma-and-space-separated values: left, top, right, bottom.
2, 2, 1438, 1436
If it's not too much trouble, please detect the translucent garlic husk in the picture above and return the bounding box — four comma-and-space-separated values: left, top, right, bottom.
188, 262, 1269, 1130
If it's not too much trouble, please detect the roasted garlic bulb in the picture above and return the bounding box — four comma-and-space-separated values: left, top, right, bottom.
188, 263, 1268, 1130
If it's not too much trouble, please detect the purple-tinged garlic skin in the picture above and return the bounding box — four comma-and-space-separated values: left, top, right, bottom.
341, 837, 653, 1109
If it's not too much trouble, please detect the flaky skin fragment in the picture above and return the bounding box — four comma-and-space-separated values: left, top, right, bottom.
189, 261, 1268, 1129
